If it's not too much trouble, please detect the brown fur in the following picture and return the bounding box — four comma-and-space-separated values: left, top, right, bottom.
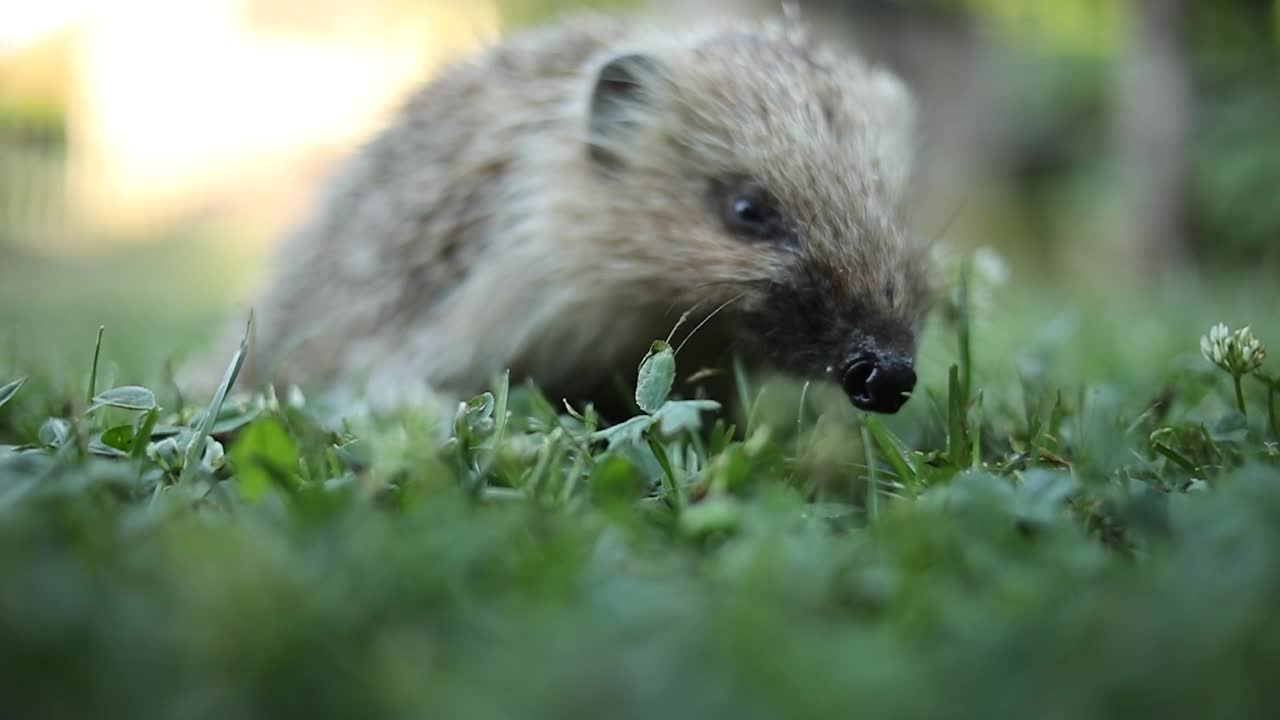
186, 12, 932, 414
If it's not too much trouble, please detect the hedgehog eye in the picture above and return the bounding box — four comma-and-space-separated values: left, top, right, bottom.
733, 195, 768, 223
718, 182, 789, 242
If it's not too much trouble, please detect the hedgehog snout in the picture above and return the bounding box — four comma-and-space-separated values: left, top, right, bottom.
837, 348, 916, 414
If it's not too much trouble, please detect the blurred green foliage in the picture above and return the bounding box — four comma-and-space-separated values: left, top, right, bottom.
2, 257, 1280, 718
1188, 1, 1280, 269
0, 100, 66, 143
495, 0, 640, 26
964, 0, 1280, 271
1, 3, 1277, 716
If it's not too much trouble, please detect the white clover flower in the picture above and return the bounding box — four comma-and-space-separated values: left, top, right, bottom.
145, 433, 225, 474
198, 436, 226, 474
1200, 323, 1266, 376
1199, 323, 1229, 366
146, 436, 183, 470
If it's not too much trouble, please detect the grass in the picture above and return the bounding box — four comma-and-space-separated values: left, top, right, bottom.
2, 243, 1280, 720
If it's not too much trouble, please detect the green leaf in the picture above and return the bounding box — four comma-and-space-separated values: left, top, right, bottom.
652, 399, 720, 437
100, 424, 135, 451
147, 424, 185, 438
88, 439, 127, 458
589, 415, 653, 450
1209, 410, 1249, 443
230, 417, 299, 502
89, 386, 157, 413
0, 377, 26, 411
635, 340, 676, 414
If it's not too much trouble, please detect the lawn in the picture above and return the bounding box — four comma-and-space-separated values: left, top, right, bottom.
1, 240, 1279, 720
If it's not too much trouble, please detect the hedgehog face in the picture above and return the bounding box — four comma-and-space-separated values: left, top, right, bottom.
584, 24, 931, 413
704, 172, 930, 414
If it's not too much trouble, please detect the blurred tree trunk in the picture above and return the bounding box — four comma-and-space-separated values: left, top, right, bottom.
1114, 0, 1193, 278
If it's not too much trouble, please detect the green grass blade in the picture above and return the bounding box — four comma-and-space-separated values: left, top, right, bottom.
861, 425, 880, 521
0, 377, 26, 411
865, 415, 916, 489
971, 391, 984, 469
1152, 442, 1198, 474
129, 408, 160, 462
648, 434, 684, 511
86, 326, 104, 405
957, 256, 973, 403
178, 312, 252, 487
948, 364, 966, 467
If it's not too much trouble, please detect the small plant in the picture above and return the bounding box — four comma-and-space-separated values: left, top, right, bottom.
588, 340, 721, 511
1201, 322, 1268, 416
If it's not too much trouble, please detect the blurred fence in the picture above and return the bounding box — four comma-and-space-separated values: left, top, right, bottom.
0, 112, 69, 249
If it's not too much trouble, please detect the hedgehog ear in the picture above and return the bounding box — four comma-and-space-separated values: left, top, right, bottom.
587, 52, 662, 170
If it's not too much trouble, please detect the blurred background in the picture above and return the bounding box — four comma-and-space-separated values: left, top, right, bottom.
1, 0, 1277, 380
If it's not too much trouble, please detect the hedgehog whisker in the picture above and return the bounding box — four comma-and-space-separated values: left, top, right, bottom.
662, 279, 759, 319
676, 292, 746, 357
664, 306, 698, 345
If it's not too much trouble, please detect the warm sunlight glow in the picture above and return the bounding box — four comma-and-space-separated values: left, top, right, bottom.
3, 0, 500, 252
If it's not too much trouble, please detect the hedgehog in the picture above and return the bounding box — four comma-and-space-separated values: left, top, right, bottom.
188, 11, 933, 419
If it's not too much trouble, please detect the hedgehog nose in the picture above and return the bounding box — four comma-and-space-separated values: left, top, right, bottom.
840, 351, 917, 414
